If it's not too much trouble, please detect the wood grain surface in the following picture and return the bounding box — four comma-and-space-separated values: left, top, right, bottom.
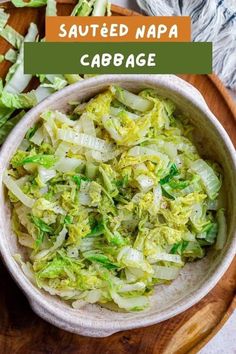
0, 3, 235, 354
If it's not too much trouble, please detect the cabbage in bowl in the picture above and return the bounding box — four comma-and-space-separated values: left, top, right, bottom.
3, 86, 226, 312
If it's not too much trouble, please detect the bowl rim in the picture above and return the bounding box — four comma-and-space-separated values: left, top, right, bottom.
0, 74, 236, 335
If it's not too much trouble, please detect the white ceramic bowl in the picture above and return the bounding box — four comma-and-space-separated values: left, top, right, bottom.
0, 75, 236, 337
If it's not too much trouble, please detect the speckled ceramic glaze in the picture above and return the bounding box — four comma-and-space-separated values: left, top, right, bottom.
0, 75, 235, 337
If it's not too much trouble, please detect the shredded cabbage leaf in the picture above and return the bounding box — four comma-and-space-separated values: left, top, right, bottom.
0, 24, 23, 49
11, 0, 47, 7
5, 48, 17, 63
0, 9, 9, 32
46, 0, 57, 16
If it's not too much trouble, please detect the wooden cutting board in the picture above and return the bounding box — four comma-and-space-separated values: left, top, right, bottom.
0, 3, 235, 353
